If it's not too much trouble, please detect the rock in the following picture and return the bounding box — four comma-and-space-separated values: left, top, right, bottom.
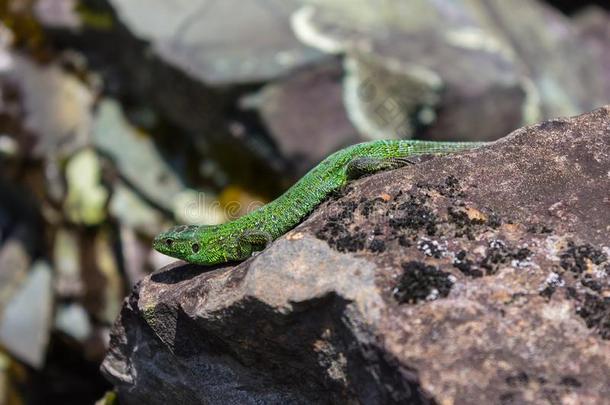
294, 0, 610, 142
92, 99, 186, 212
107, 0, 324, 85
0, 135, 18, 158
2, 54, 94, 159
467, 0, 607, 119
34, 1, 321, 195
0, 261, 53, 369
342, 54, 446, 141
0, 23, 13, 72
53, 228, 83, 298
56, 225, 125, 327
34, 0, 81, 29
92, 101, 226, 225
0, 231, 33, 310
109, 182, 166, 238
64, 148, 109, 226
0, 184, 42, 309
293, 1, 529, 142
55, 303, 92, 342
118, 226, 152, 286
102, 106, 610, 404
0, 351, 9, 404
31, 0, 610, 197
93, 230, 125, 325
80, 229, 125, 326
574, 6, 610, 99
242, 60, 362, 177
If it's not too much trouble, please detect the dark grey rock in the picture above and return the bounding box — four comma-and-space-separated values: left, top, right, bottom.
102, 106, 610, 404
108, 0, 324, 85
293, 1, 529, 142
244, 60, 363, 177
0, 261, 53, 369
466, 0, 608, 120
295, 0, 610, 142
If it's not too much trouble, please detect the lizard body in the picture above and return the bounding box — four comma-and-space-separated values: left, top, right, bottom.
153, 140, 487, 265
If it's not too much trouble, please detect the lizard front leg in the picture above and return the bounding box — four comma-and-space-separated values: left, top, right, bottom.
346, 157, 415, 180
237, 229, 274, 258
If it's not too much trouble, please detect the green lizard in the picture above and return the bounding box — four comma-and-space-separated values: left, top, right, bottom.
153, 140, 487, 265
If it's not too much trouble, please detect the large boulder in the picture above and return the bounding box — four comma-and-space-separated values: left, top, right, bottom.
102, 106, 610, 404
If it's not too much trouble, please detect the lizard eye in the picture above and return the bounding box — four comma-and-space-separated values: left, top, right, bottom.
191, 243, 200, 253
165, 239, 173, 247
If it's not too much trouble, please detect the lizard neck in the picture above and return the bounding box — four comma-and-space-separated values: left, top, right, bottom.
230, 149, 352, 239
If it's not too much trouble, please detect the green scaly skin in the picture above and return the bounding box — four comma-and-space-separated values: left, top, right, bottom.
153, 140, 487, 265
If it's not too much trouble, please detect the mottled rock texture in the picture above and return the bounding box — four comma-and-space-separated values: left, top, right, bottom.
102, 107, 610, 404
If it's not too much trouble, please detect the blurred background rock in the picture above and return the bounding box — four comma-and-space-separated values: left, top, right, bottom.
0, 0, 608, 403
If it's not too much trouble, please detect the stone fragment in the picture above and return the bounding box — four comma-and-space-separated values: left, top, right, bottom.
109, 182, 166, 238
34, 0, 81, 29
0, 261, 53, 369
3, 54, 94, 158
92, 99, 185, 212
79, 229, 125, 326
53, 228, 83, 298
107, 0, 324, 85
574, 6, 610, 100
64, 148, 108, 225
55, 303, 92, 341
0, 235, 31, 311
119, 226, 150, 286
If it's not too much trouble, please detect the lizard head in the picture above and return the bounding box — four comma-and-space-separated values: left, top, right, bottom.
153, 224, 244, 265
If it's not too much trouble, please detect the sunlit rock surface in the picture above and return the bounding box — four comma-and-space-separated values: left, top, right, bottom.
103, 107, 610, 404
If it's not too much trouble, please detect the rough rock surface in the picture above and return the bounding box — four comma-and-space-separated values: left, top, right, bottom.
102, 107, 610, 404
